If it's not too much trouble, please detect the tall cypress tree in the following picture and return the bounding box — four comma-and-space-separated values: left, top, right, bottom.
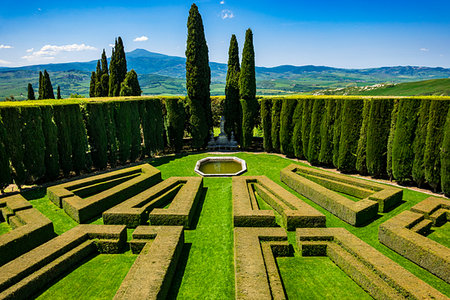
101, 49, 109, 75
38, 71, 44, 100
271, 99, 282, 152
301, 99, 313, 161
186, 3, 212, 148
260, 99, 272, 152
387, 100, 399, 180
224, 34, 241, 141
318, 99, 336, 166
101, 49, 109, 97
308, 98, 325, 165
332, 99, 343, 168
109, 37, 128, 96
280, 99, 297, 157
411, 99, 431, 186
120, 70, 141, 96
95, 60, 103, 97
27, 83, 35, 100
90, 71, 96, 98
355, 100, 371, 175
57, 86, 61, 99
441, 109, 450, 197
21, 107, 45, 183
292, 99, 304, 159
43, 70, 55, 99
239, 28, 257, 149
0, 115, 12, 191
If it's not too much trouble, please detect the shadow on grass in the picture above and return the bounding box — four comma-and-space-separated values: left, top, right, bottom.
21, 187, 47, 200
148, 153, 189, 168
188, 187, 208, 230
167, 242, 192, 300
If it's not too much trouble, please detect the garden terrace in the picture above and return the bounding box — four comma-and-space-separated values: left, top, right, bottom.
281, 164, 403, 226
47, 164, 161, 223
0, 224, 127, 299
232, 176, 325, 230
297, 227, 447, 299
0, 194, 54, 266
115, 226, 184, 299
103, 177, 203, 228
379, 196, 450, 283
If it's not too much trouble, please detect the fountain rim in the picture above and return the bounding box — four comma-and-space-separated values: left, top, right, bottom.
194, 156, 247, 177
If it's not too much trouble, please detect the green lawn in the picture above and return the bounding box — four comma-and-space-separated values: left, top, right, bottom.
428, 222, 450, 248
20, 152, 450, 298
0, 221, 11, 235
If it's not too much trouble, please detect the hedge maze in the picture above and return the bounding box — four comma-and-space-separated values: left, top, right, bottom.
47, 164, 162, 223
0, 194, 55, 266
379, 196, 450, 283
104, 177, 203, 228
232, 176, 325, 230
281, 164, 403, 226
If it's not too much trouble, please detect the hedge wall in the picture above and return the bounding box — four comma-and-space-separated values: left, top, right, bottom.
308, 98, 325, 165
280, 99, 297, 157
260, 99, 272, 152
441, 109, 450, 196
355, 100, 371, 175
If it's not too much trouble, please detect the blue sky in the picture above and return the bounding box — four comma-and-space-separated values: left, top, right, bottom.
0, 0, 449, 68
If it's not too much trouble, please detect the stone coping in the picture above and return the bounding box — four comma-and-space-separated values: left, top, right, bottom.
194, 156, 247, 177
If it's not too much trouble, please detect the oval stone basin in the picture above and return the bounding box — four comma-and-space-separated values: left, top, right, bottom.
195, 157, 247, 177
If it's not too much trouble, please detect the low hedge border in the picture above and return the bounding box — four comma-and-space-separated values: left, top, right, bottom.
115, 225, 184, 300
47, 164, 161, 223
0, 224, 127, 299
378, 196, 450, 283
234, 227, 291, 299
0, 194, 55, 266
281, 164, 402, 226
103, 177, 202, 229
233, 176, 325, 230
297, 227, 447, 299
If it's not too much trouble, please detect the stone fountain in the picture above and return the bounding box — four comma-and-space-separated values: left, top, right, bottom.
207, 116, 238, 151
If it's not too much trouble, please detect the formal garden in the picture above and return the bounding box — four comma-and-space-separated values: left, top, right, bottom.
1, 3, 450, 300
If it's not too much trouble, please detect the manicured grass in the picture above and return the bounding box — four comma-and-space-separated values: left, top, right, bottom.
277, 256, 372, 299
36, 253, 137, 300
428, 222, 450, 248
0, 221, 11, 235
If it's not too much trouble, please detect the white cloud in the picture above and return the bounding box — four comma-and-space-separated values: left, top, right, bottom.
133, 36, 149, 42
26, 48, 34, 53
420, 48, 429, 52
0, 59, 11, 65
22, 43, 97, 61
221, 9, 234, 19
220, 0, 225, 4
0, 45, 13, 49
109, 44, 115, 47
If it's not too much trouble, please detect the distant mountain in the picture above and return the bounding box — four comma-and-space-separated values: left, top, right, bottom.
1, 48, 450, 99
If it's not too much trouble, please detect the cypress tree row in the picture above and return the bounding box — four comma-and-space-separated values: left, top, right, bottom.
109, 37, 128, 97
57, 86, 61, 99
104, 103, 118, 166
280, 99, 297, 157
441, 109, 450, 197
41, 106, 60, 180
411, 99, 431, 186
271, 99, 282, 152
114, 102, 132, 163
0, 115, 12, 190
318, 99, 336, 166
129, 101, 142, 162
424, 100, 449, 191
308, 98, 325, 165
95, 60, 103, 97
21, 106, 46, 183
70, 105, 91, 174
89, 72, 96, 98
366, 99, 393, 178
386, 100, 399, 180
43, 70, 55, 99
85, 103, 108, 169
301, 99, 313, 161
224, 34, 241, 141
141, 100, 165, 156
239, 28, 257, 149
101, 49, 109, 76
38, 71, 43, 100
186, 4, 212, 148
338, 99, 363, 173
260, 99, 272, 152
165, 98, 186, 152
53, 105, 73, 176
27, 83, 35, 100
292, 99, 304, 159
355, 100, 371, 175
332, 99, 343, 168
120, 70, 141, 96
392, 99, 420, 184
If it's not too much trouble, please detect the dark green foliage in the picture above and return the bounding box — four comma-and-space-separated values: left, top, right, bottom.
41, 106, 60, 180
85, 103, 108, 169
0, 115, 11, 190
141, 99, 165, 156
129, 102, 142, 162
366, 99, 393, 178
224, 34, 241, 141
308, 98, 325, 165
441, 109, 450, 196
186, 4, 212, 148
260, 99, 272, 152
38, 72, 43, 100
21, 107, 46, 183
69, 105, 91, 174
332, 100, 343, 168
53, 105, 72, 176
424, 100, 449, 191
95, 60, 103, 97
301, 99, 313, 161
114, 102, 132, 163
57, 86, 61, 99
1, 107, 26, 187
392, 99, 420, 184
101, 49, 109, 75
109, 37, 128, 97
239, 29, 257, 148
411, 99, 431, 186
387, 100, 399, 180
42, 70, 55, 99
271, 99, 282, 152
355, 100, 371, 175
280, 99, 297, 157
292, 99, 303, 159
338, 99, 364, 173
100, 74, 109, 97
89, 72, 96, 98
27, 83, 35, 100
319, 99, 336, 165
104, 103, 117, 166
120, 70, 141, 96
165, 98, 186, 152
